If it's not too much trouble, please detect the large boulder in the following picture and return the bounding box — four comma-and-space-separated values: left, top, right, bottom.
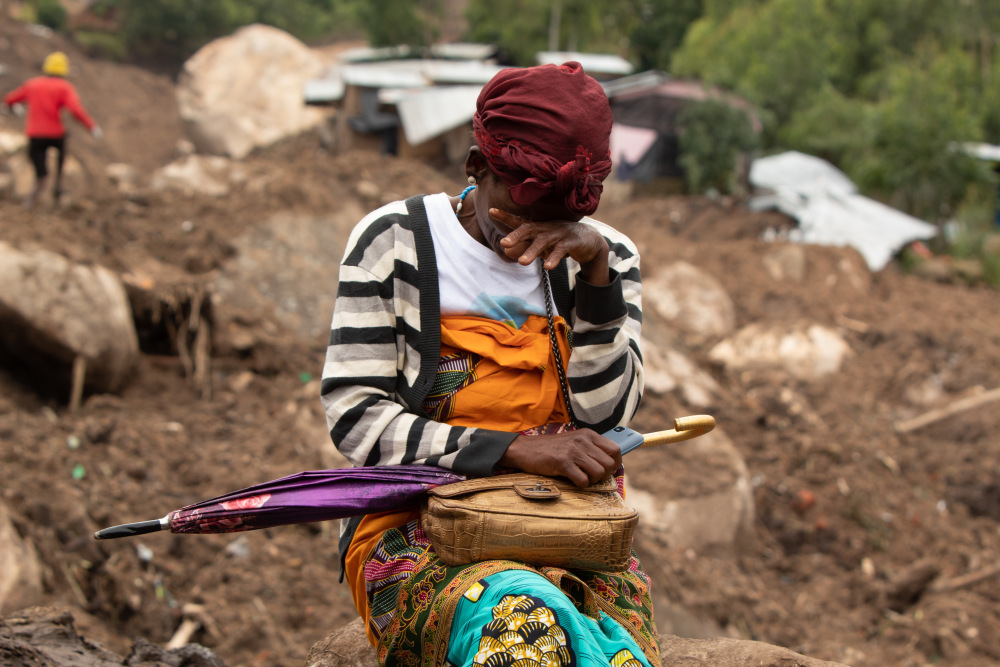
708, 322, 852, 381
0, 242, 139, 394
640, 341, 722, 407
305, 618, 847, 667
0, 129, 27, 156
643, 262, 736, 346
0, 606, 226, 667
626, 428, 755, 554
305, 619, 376, 667
176, 24, 326, 159
0, 502, 43, 615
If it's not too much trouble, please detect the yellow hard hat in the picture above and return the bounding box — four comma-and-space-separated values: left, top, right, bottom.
42, 51, 69, 76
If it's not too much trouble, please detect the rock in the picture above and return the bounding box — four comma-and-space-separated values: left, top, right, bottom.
105, 163, 142, 196
0, 242, 139, 394
0, 606, 227, 667
762, 243, 807, 282
640, 342, 721, 406
150, 155, 238, 197
0, 129, 27, 156
176, 24, 326, 159
305, 618, 376, 667
658, 635, 848, 666
175, 138, 197, 157
708, 322, 851, 381
626, 428, 755, 554
643, 262, 736, 345
304, 618, 847, 667
0, 502, 43, 615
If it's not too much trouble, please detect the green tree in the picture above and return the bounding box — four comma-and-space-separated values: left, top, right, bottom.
673, 0, 1000, 221
356, 0, 440, 48
672, 0, 834, 132
466, 0, 552, 65
678, 98, 759, 193
36, 0, 68, 31
852, 47, 991, 220
627, 0, 702, 72
465, 0, 632, 66
97, 0, 359, 71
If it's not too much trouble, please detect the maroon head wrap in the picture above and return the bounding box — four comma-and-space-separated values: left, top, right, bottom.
473, 61, 613, 216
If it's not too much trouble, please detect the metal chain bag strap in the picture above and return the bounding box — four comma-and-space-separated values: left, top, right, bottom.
420, 268, 639, 572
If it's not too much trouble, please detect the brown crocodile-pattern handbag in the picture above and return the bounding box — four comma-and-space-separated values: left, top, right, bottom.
420, 472, 638, 571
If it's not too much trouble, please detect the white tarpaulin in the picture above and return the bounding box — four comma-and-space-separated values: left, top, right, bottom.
749, 151, 938, 271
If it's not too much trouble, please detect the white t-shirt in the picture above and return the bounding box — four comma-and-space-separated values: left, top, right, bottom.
424, 192, 546, 329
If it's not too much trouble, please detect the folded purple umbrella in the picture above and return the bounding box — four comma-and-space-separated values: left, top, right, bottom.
93, 465, 465, 540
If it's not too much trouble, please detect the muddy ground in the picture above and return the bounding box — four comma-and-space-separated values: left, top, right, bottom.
2, 18, 1000, 667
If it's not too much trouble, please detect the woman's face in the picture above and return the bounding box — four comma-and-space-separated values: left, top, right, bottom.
469, 160, 583, 263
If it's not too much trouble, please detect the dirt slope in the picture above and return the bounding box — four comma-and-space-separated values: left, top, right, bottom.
2, 21, 1000, 667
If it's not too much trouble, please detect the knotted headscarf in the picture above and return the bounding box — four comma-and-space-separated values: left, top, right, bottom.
473, 62, 613, 216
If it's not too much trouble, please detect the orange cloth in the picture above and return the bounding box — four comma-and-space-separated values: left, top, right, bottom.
435, 314, 572, 429
345, 313, 573, 642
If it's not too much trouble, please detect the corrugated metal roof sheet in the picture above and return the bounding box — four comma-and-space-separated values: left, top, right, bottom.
305, 60, 506, 103
303, 75, 345, 104
431, 43, 498, 60
601, 71, 671, 98
338, 43, 498, 63
396, 85, 482, 146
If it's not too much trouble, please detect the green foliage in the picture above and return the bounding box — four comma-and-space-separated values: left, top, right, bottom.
673, 0, 1000, 224
465, 0, 637, 66
628, 0, 702, 72
466, 0, 552, 65
356, 0, 438, 48
854, 49, 990, 220
36, 0, 67, 31
677, 98, 760, 194
93, 0, 360, 69
74, 30, 129, 62
672, 0, 834, 131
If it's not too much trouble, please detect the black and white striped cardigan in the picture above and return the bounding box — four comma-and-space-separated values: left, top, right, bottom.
321, 195, 644, 478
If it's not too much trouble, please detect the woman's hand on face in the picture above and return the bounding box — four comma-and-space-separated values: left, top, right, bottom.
498, 429, 623, 487
490, 208, 610, 285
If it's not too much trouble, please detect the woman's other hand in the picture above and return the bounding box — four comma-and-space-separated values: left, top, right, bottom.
498, 429, 622, 487
491, 208, 610, 286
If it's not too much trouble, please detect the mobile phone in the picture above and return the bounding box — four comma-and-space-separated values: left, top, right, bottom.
602, 425, 644, 454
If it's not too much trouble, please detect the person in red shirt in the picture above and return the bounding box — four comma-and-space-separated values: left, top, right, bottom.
4, 51, 101, 209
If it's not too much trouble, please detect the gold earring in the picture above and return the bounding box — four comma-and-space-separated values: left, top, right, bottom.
467, 176, 476, 185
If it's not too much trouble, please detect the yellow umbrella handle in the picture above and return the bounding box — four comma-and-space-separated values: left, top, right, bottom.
641, 415, 716, 448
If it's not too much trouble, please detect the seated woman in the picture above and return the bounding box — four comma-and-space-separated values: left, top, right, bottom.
321, 62, 655, 667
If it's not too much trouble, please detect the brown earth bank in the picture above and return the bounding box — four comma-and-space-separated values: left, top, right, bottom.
2, 19, 1000, 667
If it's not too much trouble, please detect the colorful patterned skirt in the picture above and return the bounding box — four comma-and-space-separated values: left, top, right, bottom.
364, 517, 660, 667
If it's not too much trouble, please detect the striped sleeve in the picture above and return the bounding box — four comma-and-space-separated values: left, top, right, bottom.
320, 202, 515, 476
564, 219, 644, 433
